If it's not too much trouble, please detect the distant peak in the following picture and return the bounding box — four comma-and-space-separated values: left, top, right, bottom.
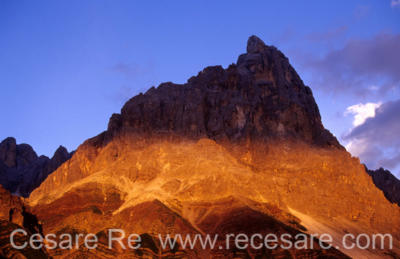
55, 145, 68, 153
52, 145, 69, 160
1, 137, 16, 146
247, 35, 267, 53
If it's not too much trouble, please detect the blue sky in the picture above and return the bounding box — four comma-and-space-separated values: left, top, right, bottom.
1, 1, 399, 175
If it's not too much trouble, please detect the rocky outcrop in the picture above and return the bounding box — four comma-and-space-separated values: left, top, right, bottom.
99, 36, 341, 150
366, 167, 400, 207
0, 186, 49, 258
0, 137, 72, 197
28, 36, 400, 258
0, 137, 18, 168
0, 184, 24, 225
0, 185, 42, 234
0, 220, 49, 258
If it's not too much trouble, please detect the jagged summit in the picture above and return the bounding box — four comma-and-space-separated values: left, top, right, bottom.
52, 145, 69, 160
0, 137, 37, 168
0, 137, 72, 197
366, 166, 400, 206
97, 35, 341, 149
246, 35, 268, 53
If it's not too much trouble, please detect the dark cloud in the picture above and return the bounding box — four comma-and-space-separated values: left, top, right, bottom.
304, 33, 400, 96
344, 99, 400, 173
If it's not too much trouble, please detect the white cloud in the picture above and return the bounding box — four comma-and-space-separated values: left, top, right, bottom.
345, 138, 368, 158
345, 102, 382, 127
368, 85, 379, 91
344, 102, 383, 166
344, 100, 400, 174
392, 0, 400, 7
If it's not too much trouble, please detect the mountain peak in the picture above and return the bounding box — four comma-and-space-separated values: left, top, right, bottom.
27, 36, 400, 259
366, 166, 400, 206
0, 137, 17, 167
247, 35, 267, 53
0, 137, 16, 145
54, 145, 68, 156
0, 138, 72, 197
51, 145, 70, 164
94, 36, 341, 149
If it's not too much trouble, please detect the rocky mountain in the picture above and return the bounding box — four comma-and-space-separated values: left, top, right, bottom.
28, 36, 400, 258
104, 36, 341, 149
366, 166, 400, 207
0, 137, 72, 197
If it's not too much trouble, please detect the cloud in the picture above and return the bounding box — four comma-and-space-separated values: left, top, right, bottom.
381, 153, 400, 169
112, 62, 143, 78
111, 61, 155, 79
345, 102, 382, 127
305, 26, 348, 42
344, 99, 400, 174
391, 0, 400, 7
304, 33, 400, 96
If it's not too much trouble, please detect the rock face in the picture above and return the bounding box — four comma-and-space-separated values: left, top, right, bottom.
104, 36, 340, 149
0, 220, 49, 258
0, 184, 24, 225
28, 36, 400, 258
366, 167, 400, 206
0, 185, 49, 258
0, 137, 72, 197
